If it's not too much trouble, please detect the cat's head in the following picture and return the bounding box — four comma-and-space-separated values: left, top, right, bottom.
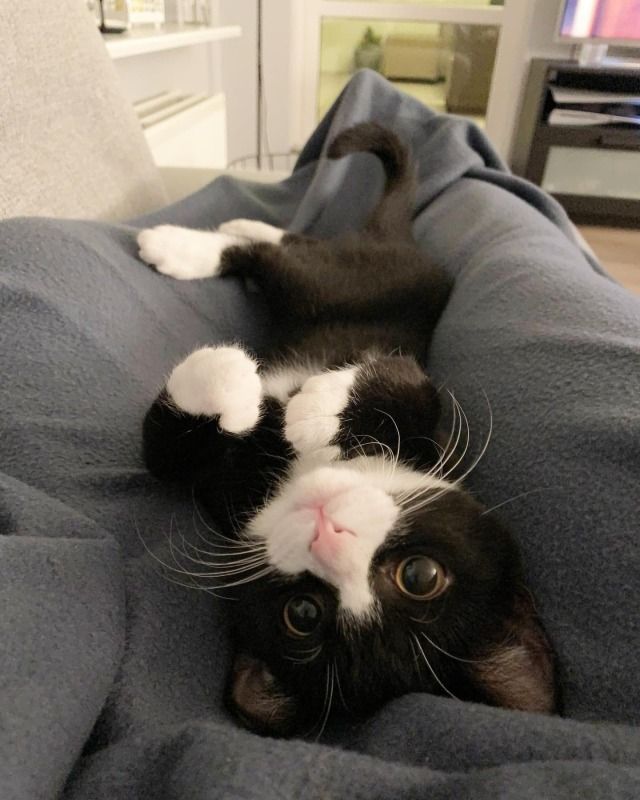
225, 457, 558, 736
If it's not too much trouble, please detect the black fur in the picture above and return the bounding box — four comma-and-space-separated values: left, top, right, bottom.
142, 122, 558, 737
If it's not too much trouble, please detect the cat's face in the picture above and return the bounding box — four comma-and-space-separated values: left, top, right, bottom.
226, 456, 557, 736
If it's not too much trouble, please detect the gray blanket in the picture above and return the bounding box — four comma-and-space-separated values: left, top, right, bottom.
1, 70, 639, 799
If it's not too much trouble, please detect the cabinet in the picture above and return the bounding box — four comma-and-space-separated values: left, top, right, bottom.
512, 59, 640, 227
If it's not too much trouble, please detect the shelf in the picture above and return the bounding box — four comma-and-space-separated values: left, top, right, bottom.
103, 24, 242, 60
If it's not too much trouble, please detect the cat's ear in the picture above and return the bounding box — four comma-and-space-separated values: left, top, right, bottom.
470, 593, 559, 714
227, 652, 299, 736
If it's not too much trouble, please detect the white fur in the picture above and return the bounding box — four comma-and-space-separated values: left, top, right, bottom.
284, 368, 357, 455
137, 225, 242, 280
260, 365, 319, 404
218, 218, 285, 244
248, 454, 456, 618
167, 346, 262, 434
249, 464, 397, 616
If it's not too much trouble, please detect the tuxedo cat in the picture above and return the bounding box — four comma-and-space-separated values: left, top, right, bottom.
138, 123, 558, 737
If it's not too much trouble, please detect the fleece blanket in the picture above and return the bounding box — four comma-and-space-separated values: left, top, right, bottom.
1, 70, 639, 800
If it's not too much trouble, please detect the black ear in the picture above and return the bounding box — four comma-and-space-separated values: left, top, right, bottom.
471, 594, 559, 714
227, 653, 299, 736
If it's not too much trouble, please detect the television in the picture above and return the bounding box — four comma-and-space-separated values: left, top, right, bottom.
557, 0, 640, 46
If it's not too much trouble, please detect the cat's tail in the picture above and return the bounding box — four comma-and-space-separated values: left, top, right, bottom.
327, 122, 414, 239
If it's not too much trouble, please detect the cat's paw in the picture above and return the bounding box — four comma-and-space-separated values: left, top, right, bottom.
284, 368, 357, 456
167, 346, 262, 434
218, 219, 284, 244
137, 225, 239, 280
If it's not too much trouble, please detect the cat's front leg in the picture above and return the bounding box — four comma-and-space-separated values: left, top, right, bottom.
143, 345, 263, 482
284, 356, 442, 468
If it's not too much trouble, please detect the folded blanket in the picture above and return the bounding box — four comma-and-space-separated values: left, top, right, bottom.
1, 70, 639, 800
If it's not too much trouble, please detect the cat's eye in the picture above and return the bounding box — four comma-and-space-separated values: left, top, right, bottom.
283, 595, 323, 637
394, 556, 447, 600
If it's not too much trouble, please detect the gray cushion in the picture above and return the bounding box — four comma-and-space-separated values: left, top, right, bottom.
1, 71, 639, 800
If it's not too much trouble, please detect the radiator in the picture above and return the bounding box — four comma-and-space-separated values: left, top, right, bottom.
135, 91, 227, 168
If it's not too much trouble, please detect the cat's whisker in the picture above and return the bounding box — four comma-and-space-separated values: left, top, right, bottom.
345, 434, 397, 472
178, 561, 269, 579
190, 522, 261, 552
168, 517, 266, 578
394, 399, 463, 507
481, 487, 559, 517
180, 530, 268, 562
407, 390, 461, 488
419, 631, 487, 665
373, 408, 402, 473
313, 663, 335, 742
167, 513, 191, 575
184, 544, 268, 564
151, 517, 269, 582
156, 543, 265, 580
409, 612, 442, 626
134, 517, 238, 600
408, 435, 446, 469
398, 394, 476, 516
427, 389, 462, 480
213, 566, 275, 589
180, 552, 269, 571
303, 663, 330, 739
283, 644, 324, 665
192, 495, 254, 548
412, 633, 459, 700
289, 644, 323, 656
401, 481, 457, 516
408, 635, 426, 682
455, 388, 493, 484
178, 520, 267, 564
333, 657, 350, 713
438, 393, 471, 481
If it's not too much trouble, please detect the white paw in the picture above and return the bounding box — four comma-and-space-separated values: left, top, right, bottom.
284, 368, 357, 455
218, 219, 284, 245
167, 346, 262, 434
137, 225, 240, 280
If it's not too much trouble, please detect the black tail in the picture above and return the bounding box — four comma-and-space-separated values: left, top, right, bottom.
327, 122, 414, 239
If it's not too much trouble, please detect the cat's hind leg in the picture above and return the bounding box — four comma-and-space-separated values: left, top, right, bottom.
137, 219, 286, 280
217, 219, 285, 245
137, 226, 243, 280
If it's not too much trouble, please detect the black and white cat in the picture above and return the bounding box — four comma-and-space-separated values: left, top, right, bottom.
138, 123, 558, 737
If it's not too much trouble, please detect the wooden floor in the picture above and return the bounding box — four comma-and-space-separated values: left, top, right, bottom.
578, 226, 640, 295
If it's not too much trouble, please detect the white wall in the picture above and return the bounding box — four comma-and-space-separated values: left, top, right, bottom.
217, 0, 295, 166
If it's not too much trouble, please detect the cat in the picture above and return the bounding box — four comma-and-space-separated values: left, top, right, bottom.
138, 122, 558, 737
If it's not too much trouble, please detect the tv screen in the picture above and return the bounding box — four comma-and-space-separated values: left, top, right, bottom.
559, 0, 640, 43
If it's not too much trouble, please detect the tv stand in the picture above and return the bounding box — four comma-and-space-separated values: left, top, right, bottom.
512, 59, 640, 228
578, 43, 640, 70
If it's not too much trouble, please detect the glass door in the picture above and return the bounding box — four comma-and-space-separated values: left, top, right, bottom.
309, 2, 504, 129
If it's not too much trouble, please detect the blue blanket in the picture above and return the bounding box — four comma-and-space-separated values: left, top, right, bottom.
1, 70, 639, 799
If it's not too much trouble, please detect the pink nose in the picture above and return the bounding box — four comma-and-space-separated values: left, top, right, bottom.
310, 507, 354, 568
